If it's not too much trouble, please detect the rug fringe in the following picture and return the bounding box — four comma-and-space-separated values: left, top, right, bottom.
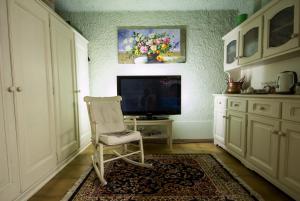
212, 154, 265, 201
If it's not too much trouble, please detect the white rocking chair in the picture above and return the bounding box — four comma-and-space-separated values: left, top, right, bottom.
84, 96, 152, 185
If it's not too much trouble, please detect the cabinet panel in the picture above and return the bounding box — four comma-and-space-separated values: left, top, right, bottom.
239, 16, 263, 64
0, 0, 20, 199
223, 29, 239, 71
214, 95, 227, 111
50, 16, 79, 162
228, 98, 247, 112
8, 0, 56, 190
74, 33, 91, 149
263, 0, 299, 57
279, 122, 300, 196
248, 99, 281, 118
282, 101, 300, 123
247, 115, 280, 178
213, 110, 226, 148
226, 111, 246, 158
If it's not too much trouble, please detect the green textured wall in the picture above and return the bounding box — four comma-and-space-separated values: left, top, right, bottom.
59, 10, 237, 139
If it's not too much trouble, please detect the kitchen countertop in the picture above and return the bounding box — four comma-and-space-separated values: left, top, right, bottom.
213, 94, 300, 99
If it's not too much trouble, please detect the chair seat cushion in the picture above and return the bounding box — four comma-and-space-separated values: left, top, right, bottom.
99, 130, 142, 145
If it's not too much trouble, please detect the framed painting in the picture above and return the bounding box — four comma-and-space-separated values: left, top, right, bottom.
118, 26, 186, 64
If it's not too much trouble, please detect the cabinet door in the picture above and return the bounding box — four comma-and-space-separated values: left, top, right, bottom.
247, 115, 280, 178
8, 0, 56, 190
223, 29, 239, 71
226, 111, 247, 158
263, 0, 299, 57
213, 110, 226, 148
74, 33, 91, 149
279, 122, 300, 195
50, 15, 79, 162
0, 0, 20, 199
239, 16, 263, 65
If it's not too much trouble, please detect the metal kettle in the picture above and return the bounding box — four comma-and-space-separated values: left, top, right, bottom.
276, 71, 298, 94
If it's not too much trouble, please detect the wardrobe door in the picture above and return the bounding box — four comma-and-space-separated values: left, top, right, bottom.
50, 15, 79, 162
0, 0, 20, 199
8, 0, 56, 190
74, 32, 91, 149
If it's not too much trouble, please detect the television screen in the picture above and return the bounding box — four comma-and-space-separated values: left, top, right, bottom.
117, 76, 181, 116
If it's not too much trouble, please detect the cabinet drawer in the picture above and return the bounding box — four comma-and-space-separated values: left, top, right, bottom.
283, 102, 300, 123
228, 98, 247, 112
214, 96, 227, 110
248, 99, 281, 118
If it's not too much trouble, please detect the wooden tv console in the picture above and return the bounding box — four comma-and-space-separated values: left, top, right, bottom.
124, 118, 173, 149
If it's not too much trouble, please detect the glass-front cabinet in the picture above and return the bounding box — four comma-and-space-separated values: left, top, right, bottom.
223, 29, 239, 71
239, 16, 263, 65
263, 0, 299, 57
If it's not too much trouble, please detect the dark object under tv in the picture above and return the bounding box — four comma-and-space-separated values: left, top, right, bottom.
117, 76, 181, 119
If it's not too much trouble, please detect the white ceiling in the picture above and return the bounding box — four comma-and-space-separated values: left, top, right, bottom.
55, 0, 255, 14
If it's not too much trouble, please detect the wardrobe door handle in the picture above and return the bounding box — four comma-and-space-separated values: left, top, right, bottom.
16, 87, 22, 92
8, 86, 16, 92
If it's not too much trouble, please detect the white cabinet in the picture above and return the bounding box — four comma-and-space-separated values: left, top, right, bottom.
247, 115, 280, 178
213, 96, 227, 148
223, 29, 239, 71
0, 0, 89, 200
8, 0, 57, 190
50, 15, 79, 162
226, 110, 247, 158
222, 0, 300, 68
74, 32, 91, 149
0, 0, 20, 199
279, 121, 300, 198
263, 0, 300, 57
239, 16, 263, 65
213, 95, 300, 200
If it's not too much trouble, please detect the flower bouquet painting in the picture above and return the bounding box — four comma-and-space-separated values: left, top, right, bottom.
118, 27, 186, 64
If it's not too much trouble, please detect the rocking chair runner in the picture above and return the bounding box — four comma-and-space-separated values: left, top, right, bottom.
84, 96, 152, 185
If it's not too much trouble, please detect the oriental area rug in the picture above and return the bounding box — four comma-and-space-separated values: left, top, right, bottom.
61, 154, 264, 201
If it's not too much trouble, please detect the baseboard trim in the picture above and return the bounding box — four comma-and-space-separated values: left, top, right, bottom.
173, 139, 213, 143
144, 138, 213, 144
14, 144, 90, 201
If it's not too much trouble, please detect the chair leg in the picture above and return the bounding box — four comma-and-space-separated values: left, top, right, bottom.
123, 144, 128, 154
98, 143, 107, 185
139, 138, 144, 164
92, 144, 107, 185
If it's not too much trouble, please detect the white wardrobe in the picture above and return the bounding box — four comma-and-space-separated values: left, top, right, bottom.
0, 0, 90, 200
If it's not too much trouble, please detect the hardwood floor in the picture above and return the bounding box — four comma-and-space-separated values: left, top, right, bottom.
29, 143, 294, 201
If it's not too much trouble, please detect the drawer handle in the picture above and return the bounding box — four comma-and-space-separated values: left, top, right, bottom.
271, 129, 278, 134
278, 131, 287, 137
259, 106, 265, 110
219, 102, 222, 104
234, 103, 239, 107
222, 115, 229, 119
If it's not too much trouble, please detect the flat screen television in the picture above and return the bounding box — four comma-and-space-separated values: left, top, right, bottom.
117, 76, 181, 118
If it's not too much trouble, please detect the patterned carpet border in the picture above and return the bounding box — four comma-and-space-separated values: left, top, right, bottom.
60, 154, 265, 201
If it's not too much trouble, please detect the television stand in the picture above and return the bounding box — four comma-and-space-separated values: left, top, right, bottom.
124, 118, 173, 150
137, 116, 169, 120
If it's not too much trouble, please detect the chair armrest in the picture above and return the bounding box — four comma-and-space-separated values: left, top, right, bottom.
124, 116, 139, 131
